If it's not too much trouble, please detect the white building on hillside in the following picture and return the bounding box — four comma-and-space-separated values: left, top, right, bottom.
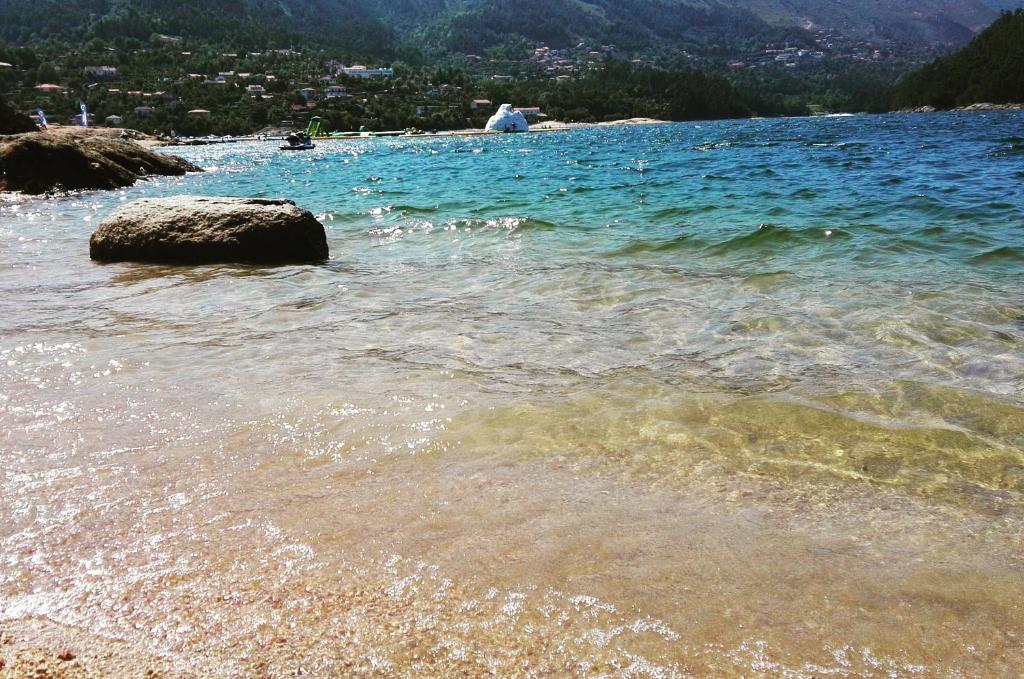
338, 65, 393, 79
84, 66, 118, 80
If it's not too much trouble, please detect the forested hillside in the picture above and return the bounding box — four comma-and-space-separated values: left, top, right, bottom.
2, 2, 1020, 137
892, 10, 1024, 108
0, 0, 1003, 58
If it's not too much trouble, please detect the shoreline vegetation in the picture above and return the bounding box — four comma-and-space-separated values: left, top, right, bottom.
0, 11, 1020, 140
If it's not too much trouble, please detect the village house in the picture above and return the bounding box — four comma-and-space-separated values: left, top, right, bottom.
415, 104, 445, 117
338, 65, 394, 79
104, 115, 123, 126
514, 106, 543, 118
83, 66, 118, 80
324, 85, 347, 99
470, 99, 492, 110
246, 84, 267, 97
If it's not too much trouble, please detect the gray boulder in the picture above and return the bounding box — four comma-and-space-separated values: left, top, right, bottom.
0, 132, 200, 194
90, 196, 329, 264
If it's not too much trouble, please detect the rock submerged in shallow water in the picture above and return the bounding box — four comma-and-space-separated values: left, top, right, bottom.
89, 196, 329, 264
0, 132, 200, 194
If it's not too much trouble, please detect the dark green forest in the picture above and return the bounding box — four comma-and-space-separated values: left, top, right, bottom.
892, 10, 1024, 109
0, 0, 996, 58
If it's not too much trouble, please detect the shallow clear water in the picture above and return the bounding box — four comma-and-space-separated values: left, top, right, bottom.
1, 113, 1023, 676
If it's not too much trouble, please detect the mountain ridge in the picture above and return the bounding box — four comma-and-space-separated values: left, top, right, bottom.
892, 8, 1024, 108
0, 0, 1006, 58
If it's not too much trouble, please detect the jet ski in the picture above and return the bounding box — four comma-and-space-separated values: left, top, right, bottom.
280, 132, 315, 151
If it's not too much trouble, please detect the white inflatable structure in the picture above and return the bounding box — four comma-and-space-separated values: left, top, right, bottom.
485, 104, 529, 132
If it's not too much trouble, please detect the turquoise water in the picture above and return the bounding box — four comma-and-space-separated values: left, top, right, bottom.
143, 113, 1024, 399
1, 113, 1023, 676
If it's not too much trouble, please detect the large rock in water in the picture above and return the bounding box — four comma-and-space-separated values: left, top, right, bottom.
484, 103, 529, 132
90, 196, 329, 264
0, 132, 200, 194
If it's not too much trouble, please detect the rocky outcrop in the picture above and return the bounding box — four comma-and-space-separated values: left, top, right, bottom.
89, 196, 329, 265
0, 132, 200, 194
953, 102, 1024, 112
485, 104, 529, 132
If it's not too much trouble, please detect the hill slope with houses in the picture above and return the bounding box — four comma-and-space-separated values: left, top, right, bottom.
1, 2, 1020, 138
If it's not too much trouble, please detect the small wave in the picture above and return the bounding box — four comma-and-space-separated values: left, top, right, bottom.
390, 204, 440, 215
990, 143, 1024, 158
500, 217, 560, 232
605, 233, 700, 257
740, 270, 794, 291
970, 246, 1024, 265
692, 141, 734, 152
450, 216, 562, 233
650, 205, 718, 219
704, 224, 847, 255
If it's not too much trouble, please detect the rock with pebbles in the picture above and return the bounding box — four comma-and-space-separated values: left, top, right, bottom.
0, 132, 199, 194
89, 196, 329, 264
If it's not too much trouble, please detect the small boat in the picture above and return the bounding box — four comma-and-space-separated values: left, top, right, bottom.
280, 132, 315, 151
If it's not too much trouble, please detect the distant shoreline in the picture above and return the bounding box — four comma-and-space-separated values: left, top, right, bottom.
17, 107, 1022, 152
896, 102, 1024, 114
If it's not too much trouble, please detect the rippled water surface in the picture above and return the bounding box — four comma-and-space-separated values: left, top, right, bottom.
1, 113, 1023, 676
